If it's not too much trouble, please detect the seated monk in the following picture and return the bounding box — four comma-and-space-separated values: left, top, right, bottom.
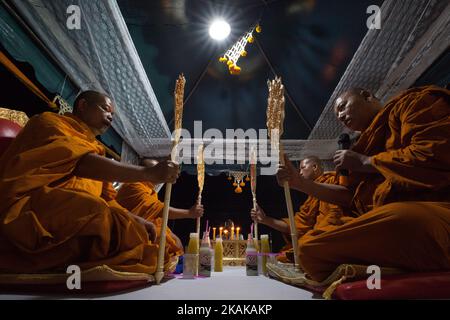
115, 163, 204, 258
0, 90, 180, 275
277, 85, 450, 282
251, 156, 352, 262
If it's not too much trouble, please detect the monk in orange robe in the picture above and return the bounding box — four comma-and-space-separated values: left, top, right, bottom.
252, 156, 352, 262
278, 86, 450, 282
0, 91, 180, 275
116, 170, 204, 258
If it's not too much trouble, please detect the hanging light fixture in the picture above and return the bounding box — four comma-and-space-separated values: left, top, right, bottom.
209, 19, 231, 41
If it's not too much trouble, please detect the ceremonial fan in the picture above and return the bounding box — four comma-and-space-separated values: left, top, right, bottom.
266, 77, 300, 270
196, 143, 205, 237
155, 74, 185, 284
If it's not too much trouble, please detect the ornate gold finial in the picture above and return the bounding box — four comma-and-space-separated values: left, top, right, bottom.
266, 77, 286, 152
173, 73, 186, 142
171, 74, 186, 161
197, 143, 205, 197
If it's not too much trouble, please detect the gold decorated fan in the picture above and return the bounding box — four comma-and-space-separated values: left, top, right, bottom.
196, 143, 205, 236
156, 74, 185, 285
266, 77, 300, 271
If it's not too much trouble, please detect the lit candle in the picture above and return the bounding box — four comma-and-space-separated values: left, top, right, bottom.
219, 227, 223, 239
224, 229, 228, 240
213, 227, 216, 240
236, 227, 240, 240
231, 226, 235, 240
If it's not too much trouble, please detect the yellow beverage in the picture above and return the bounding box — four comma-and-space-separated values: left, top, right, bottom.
261, 234, 270, 274
187, 233, 199, 254
214, 238, 223, 272
253, 238, 260, 252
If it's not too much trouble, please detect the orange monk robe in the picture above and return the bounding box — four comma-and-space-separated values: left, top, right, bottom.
115, 182, 184, 257
278, 172, 354, 262
0, 112, 169, 274
299, 86, 450, 281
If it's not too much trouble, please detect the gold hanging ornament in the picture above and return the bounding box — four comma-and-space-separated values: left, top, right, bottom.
229, 171, 248, 194
218, 23, 261, 75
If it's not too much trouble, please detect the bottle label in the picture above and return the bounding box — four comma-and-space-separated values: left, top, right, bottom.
200, 253, 211, 267
199, 251, 212, 276
246, 253, 258, 274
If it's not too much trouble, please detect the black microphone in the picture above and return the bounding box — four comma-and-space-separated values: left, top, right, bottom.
338, 133, 351, 177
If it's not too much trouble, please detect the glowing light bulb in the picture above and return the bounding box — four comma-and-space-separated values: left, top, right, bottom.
209, 20, 231, 41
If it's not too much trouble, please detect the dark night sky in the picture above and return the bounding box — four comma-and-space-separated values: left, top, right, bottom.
118, 0, 383, 139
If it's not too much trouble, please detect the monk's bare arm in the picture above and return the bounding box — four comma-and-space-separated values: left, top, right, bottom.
168, 207, 191, 219
277, 156, 353, 207
261, 216, 290, 234
293, 179, 353, 208
251, 205, 290, 234
74, 153, 174, 184
169, 202, 204, 220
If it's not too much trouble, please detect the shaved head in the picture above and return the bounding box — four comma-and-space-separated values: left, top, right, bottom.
73, 91, 110, 113
299, 156, 323, 180
334, 87, 382, 131
303, 155, 323, 170
72, 90, 115, 136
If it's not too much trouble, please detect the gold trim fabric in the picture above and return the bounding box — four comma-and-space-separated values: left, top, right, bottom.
0, 265, 153, 285
0, 107, 29, 127
267, 262, 403, 299
0, 257, 178, 285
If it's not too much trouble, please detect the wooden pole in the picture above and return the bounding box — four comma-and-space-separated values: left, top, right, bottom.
250, 146, 259, 249
280, 145, 300, 271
